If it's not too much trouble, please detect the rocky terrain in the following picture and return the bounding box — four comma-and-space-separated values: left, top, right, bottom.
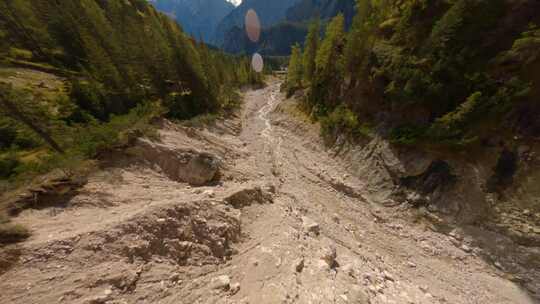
0, 79, 538, 303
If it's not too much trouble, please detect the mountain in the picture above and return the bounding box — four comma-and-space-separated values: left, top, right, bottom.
214, 0, 300, 45
285, 0, 354, 26
222, 22, 308, 55
221, 0, 354, 55
149, 0, 234, 42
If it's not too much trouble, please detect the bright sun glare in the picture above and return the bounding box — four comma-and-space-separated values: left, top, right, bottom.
228, 0, 242, 6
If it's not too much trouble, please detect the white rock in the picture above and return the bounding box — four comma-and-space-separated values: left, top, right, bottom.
230, 282, 241, 295
407, 261, 417, 268
449, 229, 463, 240
341, 263, 356, 277
321, 245, 337, 268
383, 271, 395, 282
203, 190, 215, 198
212, 275, 231, 290
302, 216, 320, 235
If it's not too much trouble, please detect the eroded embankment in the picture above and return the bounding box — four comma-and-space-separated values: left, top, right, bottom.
0, 114, 276, 304
274, 93, 540, 298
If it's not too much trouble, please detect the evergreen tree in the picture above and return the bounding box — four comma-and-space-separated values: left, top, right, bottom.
311, 14, 345, 112
0, 84, 64, 153
302, 18, 320, 84
343, 0, 377, 89
287, 43, 303, 91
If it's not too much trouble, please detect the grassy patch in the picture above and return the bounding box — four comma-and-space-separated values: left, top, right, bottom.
0, 69, 15, 79
181, 113, 221, 128
2, 101, 161, 191
180, 88, 243, 128
0, 211, 30, 245
0, 223, 30, 245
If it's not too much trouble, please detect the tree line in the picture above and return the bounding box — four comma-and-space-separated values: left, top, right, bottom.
0, 0, 263, 183
286, 0, 539, 147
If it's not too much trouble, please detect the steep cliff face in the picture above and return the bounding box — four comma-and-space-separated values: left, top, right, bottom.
150, 0, 234, 42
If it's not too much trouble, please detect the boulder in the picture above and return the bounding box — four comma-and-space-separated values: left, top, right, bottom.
136, 139, 221, 186
224, 186, 273, 208
183, 153, 221, 186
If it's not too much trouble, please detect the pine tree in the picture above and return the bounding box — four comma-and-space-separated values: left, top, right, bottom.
287, 43, 303, 91
0, 84, 64, 153
311, 14, 345, 111
303, 18, 320, 84
344, 0, 375, 88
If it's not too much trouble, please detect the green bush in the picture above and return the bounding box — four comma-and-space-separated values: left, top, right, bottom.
0, 119, 17, 150
8, 47, 33, 61
321, 105, 359, 137
72, 101, 161, 158
69, 80, 108, 121
0, 154, 20, 179
389, 125, 427, 145
12, 128, 42, 150
428, 91, 483, 140
0, 223, 30, 245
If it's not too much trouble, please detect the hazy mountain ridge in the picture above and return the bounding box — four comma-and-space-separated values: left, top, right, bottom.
285, 0, 354, 26
213, 0, 300, 45
221, 0, 354, 55
150, 0, 234, 42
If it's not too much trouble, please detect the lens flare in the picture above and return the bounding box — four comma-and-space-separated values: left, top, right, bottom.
245, 9, 261, 43
251, 53, 264, 73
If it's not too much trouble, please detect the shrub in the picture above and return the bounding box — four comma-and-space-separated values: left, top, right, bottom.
320, 105, 359, 137
0, 223, 30, 245
0, 154, 20, 179
389, 125, 427, 145
8, 47, 33, 61
69, 80, 107, 121
0, 118, 17, 150
428, 91, 483, 140
0, 212, 30, 246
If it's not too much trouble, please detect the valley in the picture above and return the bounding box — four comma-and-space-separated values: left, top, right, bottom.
1, 1, 540, 303
1, 80, 537, 303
